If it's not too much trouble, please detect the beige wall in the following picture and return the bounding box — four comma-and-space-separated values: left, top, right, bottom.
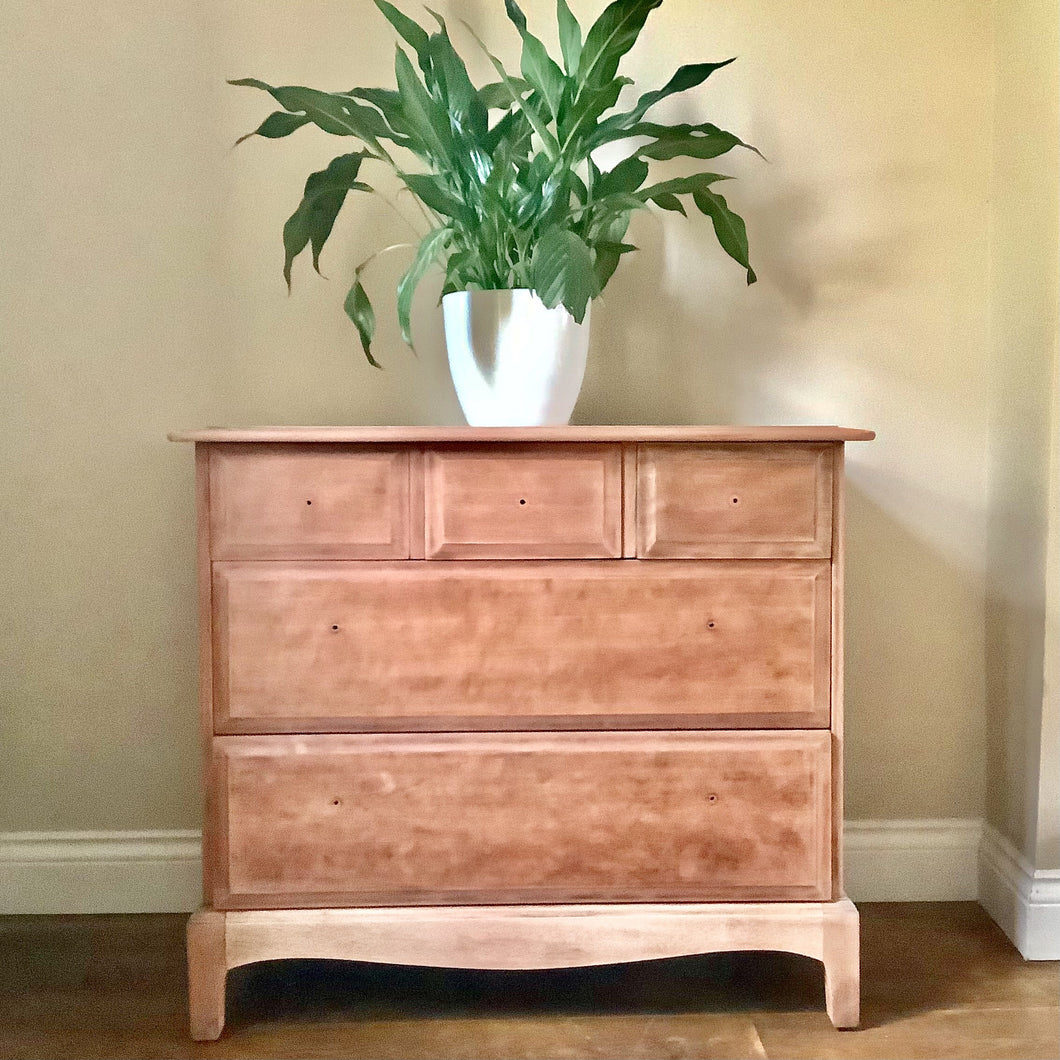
0, 0, 1050, 835
986, 0, 1060, 866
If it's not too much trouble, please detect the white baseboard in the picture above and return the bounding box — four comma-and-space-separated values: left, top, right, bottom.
1, 820, 986, 915
844, 818, 983, 901
978, 823, 1060, 960
0, 830, 201, 914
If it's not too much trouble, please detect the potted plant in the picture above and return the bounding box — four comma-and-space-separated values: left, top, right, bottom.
233, 0, 759, 424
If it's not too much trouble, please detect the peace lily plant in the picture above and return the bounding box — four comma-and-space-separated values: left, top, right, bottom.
233, 0, 759, 366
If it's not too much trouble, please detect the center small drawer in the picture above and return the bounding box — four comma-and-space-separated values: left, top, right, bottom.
424, 445, 622, 559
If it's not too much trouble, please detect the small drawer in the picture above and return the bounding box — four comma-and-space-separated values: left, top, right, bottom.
212, 731, 832, 909
424, 445, 622, 559
209, 444, 410, 560
637, 444, 833, 558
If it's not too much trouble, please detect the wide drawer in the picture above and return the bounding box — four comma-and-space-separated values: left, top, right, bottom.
212, 731, 832, 908
208, 444, 410, 560
637, 444, 833, 558
424, 445, 622, 559
212, 560, 831, 732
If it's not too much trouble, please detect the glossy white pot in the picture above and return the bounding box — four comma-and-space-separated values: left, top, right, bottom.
442, 289, 590, 427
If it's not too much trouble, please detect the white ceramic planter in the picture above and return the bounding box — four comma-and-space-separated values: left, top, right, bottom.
442, 289, 590, 427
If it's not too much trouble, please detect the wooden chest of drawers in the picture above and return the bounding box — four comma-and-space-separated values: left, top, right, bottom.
171, 425, 873, 1039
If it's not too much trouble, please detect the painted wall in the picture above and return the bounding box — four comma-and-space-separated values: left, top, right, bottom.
986, 0, 1060, 868
0, 0, 1040, 839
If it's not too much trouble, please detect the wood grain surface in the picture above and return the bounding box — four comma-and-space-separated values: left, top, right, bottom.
638, 444, 833, 559
424, 444, 622, 559
211, 560, 831, 731
212, 730, 831, 908
209, 444, 410, 560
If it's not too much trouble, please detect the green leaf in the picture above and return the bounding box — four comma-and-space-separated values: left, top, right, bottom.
397, 227, 451, 347
400, 172, 475, 224
503, 0, 528, 35
637, 172, 732, 204
234, 110, 311, 146
229, 79, 388, 153
462, 21, 560, 160
559, 77, 630, 148
531, 226, 598, 322
343, 87, 415, 146
594, 156, 649, 198
637, 123, 755, 162
577, 0, 662, 90
282, 152, 373, 287
690, 185, 756, 284
592, 239, 636, 290
556, 0, 582, 74
651, 192, 686, 214
477, 79, 530, 109
374, 0, 431, 69
519, 32, 566, 123
344, 277, 381, 367
393, 46, 454, 165
427, 31, 488, 144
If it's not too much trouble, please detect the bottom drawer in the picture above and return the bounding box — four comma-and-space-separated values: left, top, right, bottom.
212, 732, 832, 909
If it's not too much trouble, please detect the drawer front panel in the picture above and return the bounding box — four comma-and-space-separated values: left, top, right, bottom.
209, 444, 410, 560
212, 560, 830, 731
638, 444, 833, 558
424, 445, 622, 559
213, 731, 831, 908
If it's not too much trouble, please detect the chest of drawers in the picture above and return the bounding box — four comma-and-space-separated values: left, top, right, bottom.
170, 425, 873, 1039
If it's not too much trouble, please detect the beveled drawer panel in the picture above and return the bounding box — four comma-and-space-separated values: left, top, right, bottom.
637, 443, 833, 558
211, 560, 831, 732
424, 445, 622, 559
209, 444, 410, 560
213, 731, 832, 908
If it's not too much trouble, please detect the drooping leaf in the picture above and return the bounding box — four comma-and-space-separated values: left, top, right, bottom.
229, 79, 389, 153
690, 185, 756, 284
593, 155, 649, 198
343, 87, 415, 146
282, 152, 373, 287
234, 110, 311, 146
651, 191, 686, 214
556, 0, 582, 74
637, 122, 758, 162
592, 239, 637, 289
636, 172, 732, 204
577, 0, 662, 91
344, 277, 381, 367
397, 226, 451, 346
589, 59, 736, 149
531, 226, 598, 322
477, 78, 531, 110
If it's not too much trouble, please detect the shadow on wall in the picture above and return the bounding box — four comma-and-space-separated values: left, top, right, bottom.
843, 475, 987, 820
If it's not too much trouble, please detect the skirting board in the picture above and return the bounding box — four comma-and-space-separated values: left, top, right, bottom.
1, 820, 983, 915
978, 823, 1060, 960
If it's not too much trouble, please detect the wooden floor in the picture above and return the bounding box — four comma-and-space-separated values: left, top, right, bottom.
0, 902, 1055, 1059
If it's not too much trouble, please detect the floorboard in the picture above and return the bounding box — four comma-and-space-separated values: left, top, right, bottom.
0, 902, 1055, 1059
